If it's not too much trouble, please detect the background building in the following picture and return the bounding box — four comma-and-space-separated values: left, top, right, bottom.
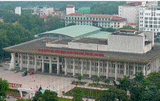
65, 14, 127, 29
66, 5, 75, 15
139, 6, 160, 35
77, 7, 91, 13
15, 7, 21, 15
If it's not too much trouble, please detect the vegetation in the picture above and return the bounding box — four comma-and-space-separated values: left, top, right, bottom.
92, 76, 100, 84
88, 83, 113, 88
0, 78, 9, 98
17, 99, 32, 101
65, 87, 104, 99
72, 81, 87, 85
58, 97, 72, 101
33, 90, 58, 101
72, 87, 83, 101
77, 74, 82, 81
120, 25, 136, 30
100, 28, 116, 32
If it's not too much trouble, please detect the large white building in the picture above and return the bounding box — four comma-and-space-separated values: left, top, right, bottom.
40, 7, 54, 16
66, 5, 75, 15
15, 7, 21, 15
139, 6, 160, 35
3, 26, 160, 81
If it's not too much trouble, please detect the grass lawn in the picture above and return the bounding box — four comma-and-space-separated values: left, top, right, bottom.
65, 87, 106, 99
58, 97, 72, 101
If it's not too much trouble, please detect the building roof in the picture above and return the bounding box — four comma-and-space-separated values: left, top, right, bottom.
68, 13, 83, 16
88, 14, 113, 18
36, 25, 101, 38
86, 31, 111, 39
66, 5, 74, 8
3, 38, 160, 64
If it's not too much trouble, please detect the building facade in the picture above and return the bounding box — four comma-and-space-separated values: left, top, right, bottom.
66, 5, 75, 15
139, 6, 160, 35
4, 29, 159, 81
65, 14, 127, 29
15, 7, 21, 15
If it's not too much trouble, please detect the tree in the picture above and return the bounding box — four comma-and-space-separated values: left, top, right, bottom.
134, 71, 144, 83
146, 72, 160, 89
0, 78, 9, 97
39, 86, 42, 91
105, 28, 116, 32
33, 90, 58, 101
77, 74, 82, 82
17, 99, 32, 101
120, 25, 136, 30
118, 76, 131, 91
94, 76, 100, 84
72, 87, 83, 101
103, 78, 110, 85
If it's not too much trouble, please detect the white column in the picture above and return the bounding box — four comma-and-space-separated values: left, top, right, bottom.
9, 53, 16, 70
133, 63, 136, 75
143, 64, 146, 76
27, 54, 29, 71
34, 55, 37, 72
89, 60, 92, 78
98, 60, 100, 77
65, 58, 67, 75
20, 54, 23, 70
106, 61, 109, 79
115, 62, 118, 81
73, 58, 75, 76
19, 91, 23, 98
18, 53, 20, 64
49, 56, 52, 74
57, 56, 59, 74
81, 59, 83, 76
42, 56, 44, 73
124, 62, 126, 76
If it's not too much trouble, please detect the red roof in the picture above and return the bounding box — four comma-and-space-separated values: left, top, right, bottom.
68, 13, 83, 16
129, 23, 137, 25
126, 2, 142, 6
66, 5, 74, 8
88, 14, 113, 17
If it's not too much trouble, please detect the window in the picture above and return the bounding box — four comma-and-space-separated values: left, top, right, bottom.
46, 57, 48, 59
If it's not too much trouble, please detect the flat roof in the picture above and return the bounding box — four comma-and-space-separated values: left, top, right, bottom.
36, 25, 101, 38
86, 31, 111, 39
3, 38, 160, 63
51, 39, 72, 45
72, 38, 108, 45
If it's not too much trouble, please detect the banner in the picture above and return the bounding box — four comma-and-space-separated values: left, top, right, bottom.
9, 83, 22, 89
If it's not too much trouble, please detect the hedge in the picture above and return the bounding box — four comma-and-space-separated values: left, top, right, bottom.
71, 81, 87, 85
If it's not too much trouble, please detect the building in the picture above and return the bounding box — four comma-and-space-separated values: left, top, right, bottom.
139, 6, 160, 35
15, 7, 21, 15
65, 14, 127, 29
4, 26, 160, 81
118, 2, 141, 24
66, 5, 75, 15
40, 7, 54, 16
52, 11, 66, 19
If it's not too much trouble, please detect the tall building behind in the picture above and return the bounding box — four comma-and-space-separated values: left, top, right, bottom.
139, 6, 160, 35
15, 7, 21, 15
66, 5, 75, 15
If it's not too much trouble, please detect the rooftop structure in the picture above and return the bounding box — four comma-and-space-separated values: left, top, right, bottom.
66, 5, 75, 15
34, 25, 101, 39
77, 7, 91, 13
15, 7, 21, 15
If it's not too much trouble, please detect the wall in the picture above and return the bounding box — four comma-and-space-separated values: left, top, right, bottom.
108, 34, 144, 54
66, 7, 75, 15
46, 43, 68, 48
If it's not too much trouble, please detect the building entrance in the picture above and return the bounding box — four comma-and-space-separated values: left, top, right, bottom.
52, 64, 57, 73
44, 63, 49, 73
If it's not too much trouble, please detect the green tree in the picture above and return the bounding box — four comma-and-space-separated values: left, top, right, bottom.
120, 25, 136, 30
103, 78, 110, 85
77, 74, 82, 82
67, 23, 76, 26
0, 78, 9, 98
134, 71, 144, 83
94, 76, 100, 84
118, 76, 131, 91
72, 87, 83, 101
33, 91, 44, 101
17, 99, 32, 101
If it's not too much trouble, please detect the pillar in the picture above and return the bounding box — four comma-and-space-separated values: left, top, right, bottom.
18, 53, 20, 64
106, 61, 109, 79
49, 56, 52, 74
34, 55, 37, 72
20, 54, 23, 70
98, 60, 100, 77
19, 91, 23, 98
57, 56, 59, 74
89, 60, 92, 78
27, 54, 29, 71
143, 64, 146, 76
65, 58, 67, 75
42, 56, 44, 73
133, 63, 136, 75
73, 58, 75, 76
124, 62, 126, 76
115, 62, 118, 81
9, 53, 16, 70
81, 59, 83, 76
